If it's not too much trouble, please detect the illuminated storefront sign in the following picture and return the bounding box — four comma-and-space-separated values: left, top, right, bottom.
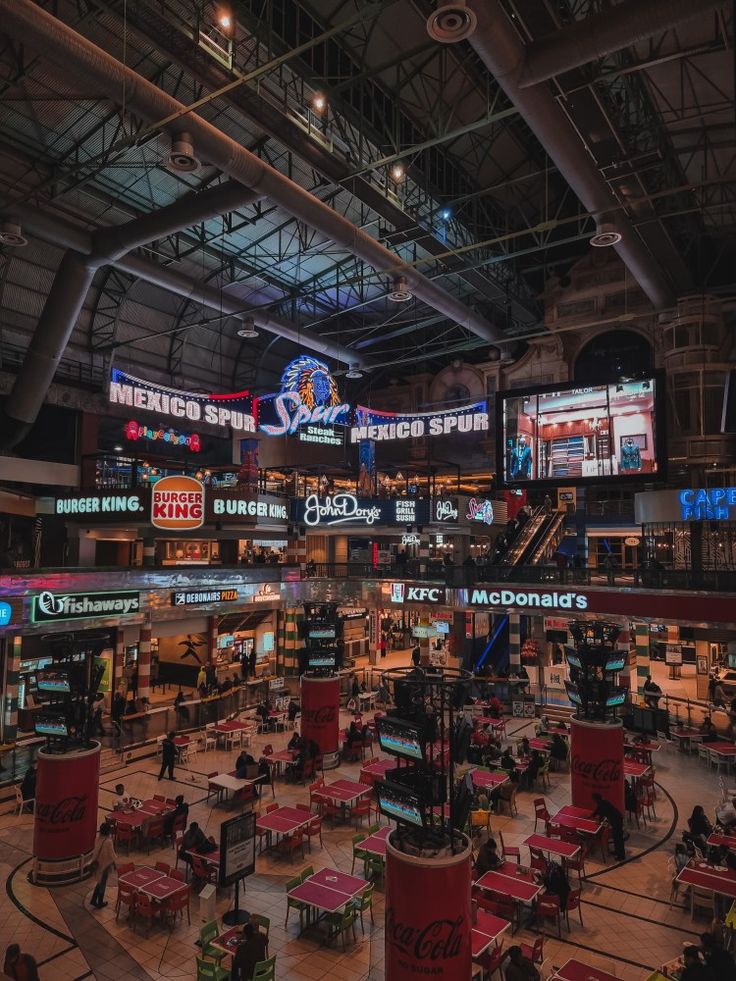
258, 356, 350, 440
469, 588, 589, 610
55, 493, 144, 516
389, 583, 446, 604
434, 498, 458, 522
51, 489, 288, 526
0, 602, 11, 626
172, 588, 239, 606
466, 498, 494, 525
31, 590, 140, 623
0, 598, 22, 629
401, 533, 421, 546
109, 369, 255, 433
125, 419, 201, 451
293, 495, 431, 528
212, 497, 288, 521
252, 583, 279, 602
151, 476, 205, 530
679, 488, 736, 521
350, 401, 488, 443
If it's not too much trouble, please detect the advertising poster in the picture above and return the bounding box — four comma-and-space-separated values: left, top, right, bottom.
219, 812, 256, 887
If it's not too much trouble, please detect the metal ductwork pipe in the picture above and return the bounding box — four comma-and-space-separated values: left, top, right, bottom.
519, 0, 725, 88
0, 0, 504, 348
463, 0, 675, 310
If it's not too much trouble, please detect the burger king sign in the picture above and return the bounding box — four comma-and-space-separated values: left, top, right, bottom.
151, 475, 205, 530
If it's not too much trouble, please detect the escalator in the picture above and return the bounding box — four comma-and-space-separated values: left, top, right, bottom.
503, 507, 565, 567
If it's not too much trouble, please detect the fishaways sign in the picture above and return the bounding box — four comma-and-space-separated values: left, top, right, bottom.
31, 590, 141, 623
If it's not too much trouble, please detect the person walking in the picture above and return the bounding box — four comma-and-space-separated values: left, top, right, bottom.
591, 791, 626, 860
158, 730, 178, 781
90, 823, 117, 909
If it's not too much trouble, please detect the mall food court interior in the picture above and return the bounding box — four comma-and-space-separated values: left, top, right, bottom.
1, 2, 736, 980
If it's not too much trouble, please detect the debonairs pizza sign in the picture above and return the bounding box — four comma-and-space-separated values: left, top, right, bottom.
32, 590, 141, 623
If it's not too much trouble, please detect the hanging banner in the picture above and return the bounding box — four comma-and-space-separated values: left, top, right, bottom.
257, 356, 350, 443
351, 401, 488, 443
108, 369, 255, 433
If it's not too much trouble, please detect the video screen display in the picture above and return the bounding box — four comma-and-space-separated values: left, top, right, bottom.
376, 780, 424, 828
35, 714, 69, 737
604, 656, 626, 673
498, 377, 663, 486
376, 716, 424, 762
605, 689, 628, 708
309, 627, 337, 640
308, 654, 337, 669
37, 670, 71, 693
433, 621, 450, 635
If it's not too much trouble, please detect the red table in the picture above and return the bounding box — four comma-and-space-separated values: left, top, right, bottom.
475, 863, 543, 903
708, 832, 736, 850
313, 779, 372, 805
139, 875, 188, 900
107, 808, 149, 828
212, 925, 242, 956
361, 826, 391, 857
623, 760, 651, 780
540, 724, 570, 736
288, 867, 368, 914
553, 806, 602, 836
474, 717, 506, 729
551, 958, 620, 981
523, 833, 580, 861
138, 798, 171, 815
528, 738, 551, 752
186, 847, 220, 867
360, 758, 396, 785
471, 770, 509, 790
703, 741, 736, 757
264, 749, 297, 777
173, 736, 190, 747
119, 866, 164, 889
471, 910, 510, 957
676, 861, 736, 898
256, 806, 312, 837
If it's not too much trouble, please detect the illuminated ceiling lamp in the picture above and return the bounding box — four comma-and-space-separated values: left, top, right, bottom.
312, 93, 327, 113
388, 275, 413, 303
0, 221, 27, 247
167, 132, 200, 173
236, 316, 259, 339
426, 1, 477, 43
590, 215, 622, 248
345, 363, 363, 379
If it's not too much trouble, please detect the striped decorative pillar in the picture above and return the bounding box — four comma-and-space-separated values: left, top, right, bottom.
508, 614, 521, 673
419, 534, 430, 574
278, 607, 303, 675
207, 616, 218, 663
138, 618, 152, 701
113, 628, 125, 690
142, 536, 156, 567
634, 622, 650, 704
2, 635, 22, 743
286, 526, 307, 571
616, 624, 632, 693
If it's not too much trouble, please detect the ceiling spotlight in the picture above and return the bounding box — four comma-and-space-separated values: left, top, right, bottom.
167, 132, 200, 173
312, 93, 326, 112
441, 209, 451, 221
345, 363, 363, 379
218, 13, 232, 29
590, 220, 622, 247
426, 1, 478, 43
113, 444, 123, 452
0, 221, 28, 247
237, 317, 259, 339
390, 164, 405, 182
388, 275, 413, 303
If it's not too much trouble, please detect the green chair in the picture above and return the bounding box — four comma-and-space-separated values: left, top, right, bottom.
252, 956, 276, 981
196, 956, 230, 981
351, 833, 368, 874
351, 884, 374, 933
199, 921, 226, 965
299, 864, 314, 881
325, 906, 357, 950
364, 855, 385, 888
285, 875, 307, 930
250, 912, 270, 955
367, 823, 380, 834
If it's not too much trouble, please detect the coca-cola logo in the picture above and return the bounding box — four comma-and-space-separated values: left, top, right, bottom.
571, 756, 621, 783
36, 795, 88, 826
386, 907, 464, 962
302, 705, 336, 725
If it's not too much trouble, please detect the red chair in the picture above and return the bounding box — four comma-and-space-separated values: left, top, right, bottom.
262, 744, 274, 756
564, 888, 584, 930
191, 855, 217, 888
535, 894, 561, 938
266, 802, 279, 814
498, 831, 520, 865
134, 894, 159, 936
144, 817, 165, 852
519, 936, 544, 966
116, 862, 134, 876
276, 830, 305, 862
351, 799, 371, 826
476, 939, 505, 979
115, 882, 137, 920
597, 825, 611, 863
155, 861, 171, 874
161, 887, 191, 927
172, 812, 187, 837
115, 823, 134, 854
529, 847, 547, 874
305, 816, 323, 851
533, 798, 550, 832
566, 841, 589, 881
174, 832, 185, 868
153, 794, 165, 802
169, 869, 186, 882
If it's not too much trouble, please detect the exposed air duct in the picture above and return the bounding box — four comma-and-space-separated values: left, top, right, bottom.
461, 0, 676, 310
519, 0, 726, 89
0, 0, 505, 353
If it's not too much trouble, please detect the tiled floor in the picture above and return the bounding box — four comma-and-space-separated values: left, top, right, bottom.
0, 703, 725, 980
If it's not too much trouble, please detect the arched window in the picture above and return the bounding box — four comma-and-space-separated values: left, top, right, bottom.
574, 330, 653, 383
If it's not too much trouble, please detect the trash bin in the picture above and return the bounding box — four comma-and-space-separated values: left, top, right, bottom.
199, 883, 216, 922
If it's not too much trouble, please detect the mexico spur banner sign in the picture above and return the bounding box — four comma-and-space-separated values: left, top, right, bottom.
350, 401, 488, 443
109, 369, 256, 433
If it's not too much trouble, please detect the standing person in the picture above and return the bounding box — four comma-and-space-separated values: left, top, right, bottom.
411, 645, 421, 668
248, 647, 257, 679
20, 766, 36, 811
379, 633, 387, 659
240, 649, 249, 682
91, 692, 106, 737
591, 792, 626, 860
129, 667, 138, 698
158, 731, 178, 781
196, 664, 207, 690
643, 674, 662, 710
89, 823, 117, 909
3, 944, 20, 979
543, 494, 553, 515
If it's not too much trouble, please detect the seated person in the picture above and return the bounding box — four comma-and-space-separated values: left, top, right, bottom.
20, 766, 36, 807
517, 736, 531, 758
525, 750, 544, 786
287, 731, 304, 753
255, 701, 271, 727
474, 837, 502, 877
487, 694, 503, 719
699, 932, 736, 979
550, 733, 569, 764
343, 721, 362, 756
287, 699, 299, 723
163, 795, 189, 837
716, 797, 736, 830
112, 784, 127, 809
235, 751, 256, 777
543, 860, 571, 911
473, 789, 491, 811
499, 748, 516, 774
483, 738, 503, 764
680, 945, 709, 981
686, 805, 713, 852
179, 821, 216, 862
490, 769, 519, 811
232, 921, 269, 981
504, 945, 541, 981
700, 716, 718, 740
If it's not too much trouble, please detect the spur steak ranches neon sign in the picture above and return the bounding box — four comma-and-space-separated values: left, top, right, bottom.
257, 356, 350, 438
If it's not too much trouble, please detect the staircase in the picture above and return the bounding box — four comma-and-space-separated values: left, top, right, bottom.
542, 703, 575, 725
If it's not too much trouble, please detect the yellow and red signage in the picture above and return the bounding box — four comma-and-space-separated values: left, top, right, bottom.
151, 475, 205, 530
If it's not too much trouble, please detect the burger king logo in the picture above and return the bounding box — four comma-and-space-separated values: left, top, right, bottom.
151, 475, 205, 530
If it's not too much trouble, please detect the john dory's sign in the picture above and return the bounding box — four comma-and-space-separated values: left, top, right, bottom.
109, 369, 255, 433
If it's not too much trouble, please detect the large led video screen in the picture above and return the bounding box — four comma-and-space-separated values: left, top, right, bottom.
497, 377, 664, 486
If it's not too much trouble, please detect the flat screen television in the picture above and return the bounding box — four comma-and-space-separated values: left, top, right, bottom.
37, 670, 71, 693
605, 688, 628, 708
309, 627, 337, 640
308, 653, 337, 670
35, 714, 69, 737
433, 621, 450, 635
376, 716, 425, 762
497, 375, 665, 487
604, 656, 626, 673
375, 779, 425, 828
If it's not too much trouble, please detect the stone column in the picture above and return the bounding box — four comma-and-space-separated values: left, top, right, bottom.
508, 614, 521, 673
138, 617, 152, 700
634, 622, 650, 704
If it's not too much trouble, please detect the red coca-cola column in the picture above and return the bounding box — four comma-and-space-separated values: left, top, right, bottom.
570, 717, 624, 815
300, 675, 340, 768
32, 742, 101, 885
385, 831, 472, 980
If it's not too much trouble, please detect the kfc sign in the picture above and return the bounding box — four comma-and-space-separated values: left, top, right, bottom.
151, 475, 204, 530
390, 583, 446, 604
